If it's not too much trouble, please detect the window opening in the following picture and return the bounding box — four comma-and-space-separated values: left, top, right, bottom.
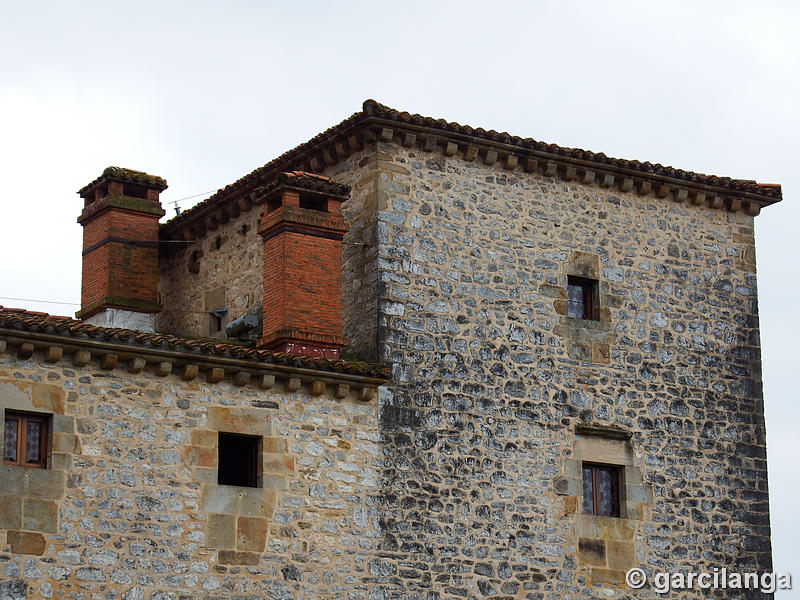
567, 276, 596, 320
4, 411, 48, 468
218, 432, 259, 487
582, 462, 620, 517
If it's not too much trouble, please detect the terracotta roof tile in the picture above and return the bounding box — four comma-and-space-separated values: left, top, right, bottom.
0, 307, 390, 379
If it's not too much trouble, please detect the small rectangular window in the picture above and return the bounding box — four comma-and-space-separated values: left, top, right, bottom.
567, 276, 596, 320
582, 463, 620, 517
218, 432, 260, 487
3, 411, 48, 468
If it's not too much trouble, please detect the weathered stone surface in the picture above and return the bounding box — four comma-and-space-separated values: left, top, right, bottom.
8, 531, 45, 555
236, 515, 267, 552
22, 498, 57, 533
206, 513, 235, 548
0, 495, 22, 529
318, 140, 769, 598
578, 537, 606, 566
0, 345, 379, 598
0, 580, 26, 600
217, 550, 260, 566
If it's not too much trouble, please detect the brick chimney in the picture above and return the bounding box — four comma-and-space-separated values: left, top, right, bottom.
76, 167, 167, 332
257, 172, 350, 358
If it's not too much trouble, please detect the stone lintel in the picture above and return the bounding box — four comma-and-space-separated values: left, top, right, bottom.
576, 423, 632, 441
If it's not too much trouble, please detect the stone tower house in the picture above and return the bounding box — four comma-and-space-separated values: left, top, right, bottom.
0, 100, 780, 599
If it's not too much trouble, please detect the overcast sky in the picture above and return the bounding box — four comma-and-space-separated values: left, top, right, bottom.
1, 1, 797, 593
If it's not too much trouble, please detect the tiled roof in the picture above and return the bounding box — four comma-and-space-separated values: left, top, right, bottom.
79, 166, 168, 199
0, 307, 390, 379
161, 99, 781, 237
362, 101, 781, 198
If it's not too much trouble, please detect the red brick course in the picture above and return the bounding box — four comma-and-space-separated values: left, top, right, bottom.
258, 183, 348, 357
77, 170, 166, 319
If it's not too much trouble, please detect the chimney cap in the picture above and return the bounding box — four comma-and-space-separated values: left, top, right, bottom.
79, 166, 168, 200
259, 171, 350, 203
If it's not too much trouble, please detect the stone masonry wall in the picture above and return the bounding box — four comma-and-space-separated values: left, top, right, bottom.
0, 351, 381, 599
157, 209, 263, 339
323, 144, 382, 361
366, 141, 770, 599
156, 145, 381, 362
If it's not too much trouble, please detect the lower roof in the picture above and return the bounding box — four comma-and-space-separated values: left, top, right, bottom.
0, 307, 390, 381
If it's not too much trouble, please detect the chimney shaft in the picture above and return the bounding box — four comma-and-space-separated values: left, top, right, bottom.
76, 167, 167, 332
257, 172, 350, 358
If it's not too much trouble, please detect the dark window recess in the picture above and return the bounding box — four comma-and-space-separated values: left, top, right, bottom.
299, 195, 327, 212
122, 183, 148, 199
582, 463, 620, 517
218, 432, 260, 487
4, 411, 48, 468
567, 276, 596, 319
188, 250, 202, 274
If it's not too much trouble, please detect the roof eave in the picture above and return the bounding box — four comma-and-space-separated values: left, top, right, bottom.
160, 101, 781, 241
